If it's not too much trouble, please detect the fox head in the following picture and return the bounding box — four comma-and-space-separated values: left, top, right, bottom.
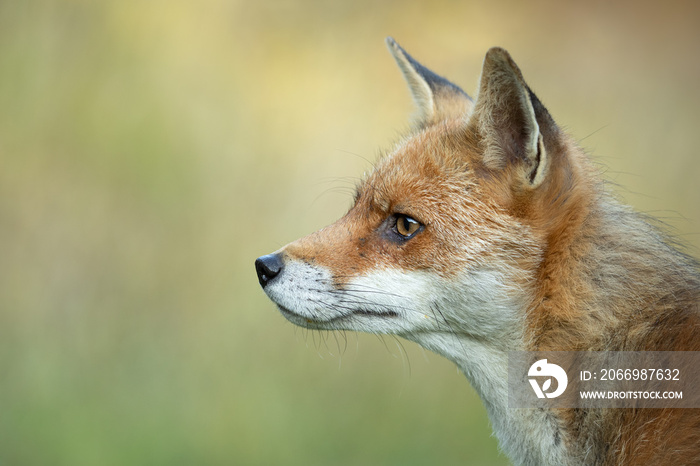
255, 38, 589, 351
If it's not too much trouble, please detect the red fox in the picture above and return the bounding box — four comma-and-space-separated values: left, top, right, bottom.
255, 38, 700, 465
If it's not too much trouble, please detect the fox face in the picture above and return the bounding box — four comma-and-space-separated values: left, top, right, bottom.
257, 124, 536, 341
256, 38, 563, 348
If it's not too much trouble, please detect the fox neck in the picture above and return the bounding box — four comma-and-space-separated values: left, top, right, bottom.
404, 330, 569, 465
398, 270, 570, 465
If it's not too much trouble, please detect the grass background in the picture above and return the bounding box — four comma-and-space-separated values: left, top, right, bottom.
1, 1, 699, 465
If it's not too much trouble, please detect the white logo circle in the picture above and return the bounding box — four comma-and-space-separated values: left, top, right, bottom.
528, 359, 568, 399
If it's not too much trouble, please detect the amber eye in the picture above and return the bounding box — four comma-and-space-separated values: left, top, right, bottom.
395, 214, 421, 238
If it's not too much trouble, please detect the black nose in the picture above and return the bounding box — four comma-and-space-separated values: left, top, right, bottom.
255, 253, 284, 288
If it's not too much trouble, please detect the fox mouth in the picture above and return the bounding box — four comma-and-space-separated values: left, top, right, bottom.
276, 304, 398, 326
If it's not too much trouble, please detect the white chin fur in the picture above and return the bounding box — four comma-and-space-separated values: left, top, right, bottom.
263, 260, 433, 333
263, 259, 524, 341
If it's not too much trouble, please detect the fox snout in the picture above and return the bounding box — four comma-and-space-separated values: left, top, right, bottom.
254, 253, 284, 289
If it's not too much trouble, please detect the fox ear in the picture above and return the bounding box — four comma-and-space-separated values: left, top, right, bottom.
386, 37, 474, 126
470, 47, 552, 188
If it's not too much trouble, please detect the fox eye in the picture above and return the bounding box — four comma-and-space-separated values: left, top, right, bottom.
394, 214, 422, 239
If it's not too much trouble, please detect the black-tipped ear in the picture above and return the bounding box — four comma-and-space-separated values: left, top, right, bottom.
386, 37, 474, 126
470, 47, 552, 187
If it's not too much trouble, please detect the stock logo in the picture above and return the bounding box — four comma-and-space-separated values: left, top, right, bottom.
528, 359, 568, 399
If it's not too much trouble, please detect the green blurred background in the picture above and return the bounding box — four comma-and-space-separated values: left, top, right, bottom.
1, 1, 699, 465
